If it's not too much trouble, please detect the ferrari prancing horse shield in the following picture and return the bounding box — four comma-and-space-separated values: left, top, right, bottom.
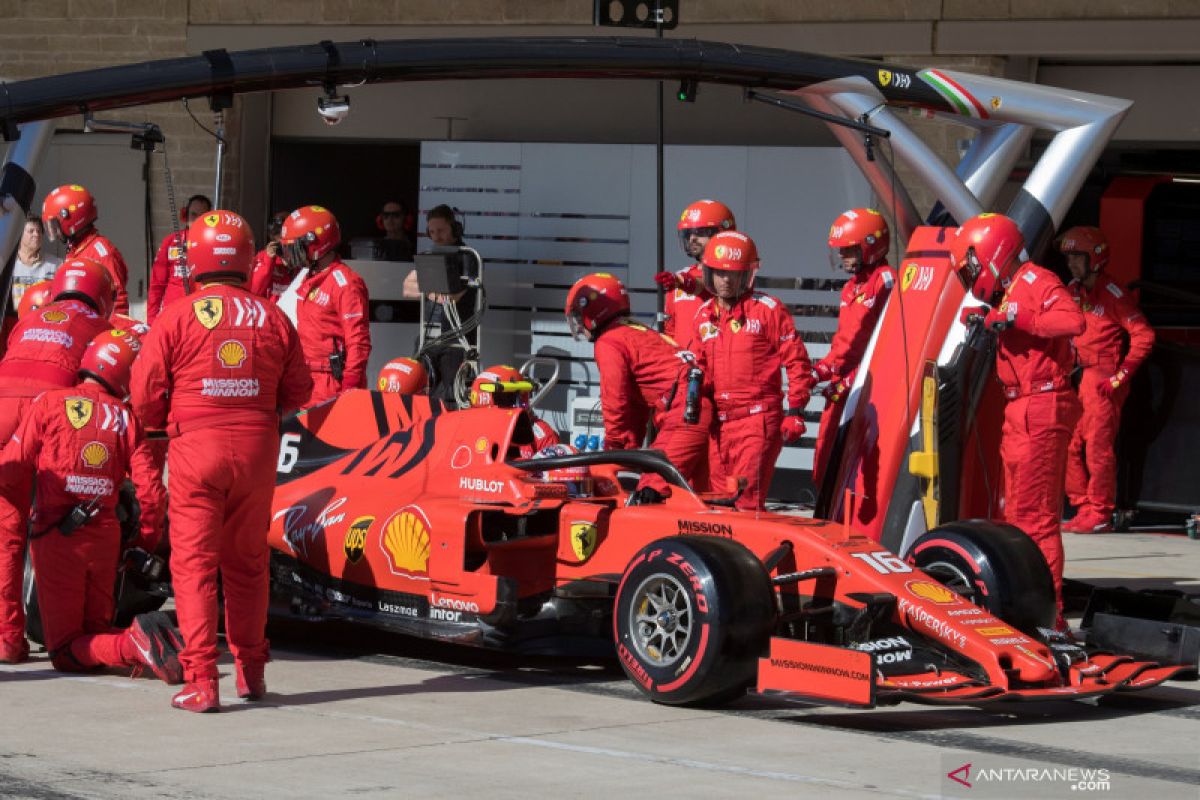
193, 297, 224, 329
65, 397, 93, 430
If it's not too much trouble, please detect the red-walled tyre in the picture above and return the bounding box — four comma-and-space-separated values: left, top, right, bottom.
613, 536, 774, 706
905, 519, 1056, 635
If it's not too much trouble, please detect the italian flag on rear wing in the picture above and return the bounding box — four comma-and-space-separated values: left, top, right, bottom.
918, 69, 989, 120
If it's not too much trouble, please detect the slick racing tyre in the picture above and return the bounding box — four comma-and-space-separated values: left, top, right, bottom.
614, 536, 774, 706
905, 519, 1055, 635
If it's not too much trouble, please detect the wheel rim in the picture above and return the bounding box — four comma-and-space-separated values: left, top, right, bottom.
627, 573, 693, 668
921, 558, 982, 604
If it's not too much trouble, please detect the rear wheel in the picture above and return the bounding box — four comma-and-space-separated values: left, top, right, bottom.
613, 536, 774, 706
904, 519, 1055, 635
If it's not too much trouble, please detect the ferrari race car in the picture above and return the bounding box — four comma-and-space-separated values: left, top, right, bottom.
266, 387, 1192, 708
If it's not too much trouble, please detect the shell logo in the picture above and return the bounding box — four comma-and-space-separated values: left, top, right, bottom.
81, 440, 109, 468
217, 339, 247, 368
905, 580, 959, 605
40, 310, 68, 324
70, 184, 84, 191
474, 436, 488, 454
379, 507, 431, 578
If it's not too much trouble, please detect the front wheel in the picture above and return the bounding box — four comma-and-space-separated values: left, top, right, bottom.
905, 519, 1055, 635
613, 536, 774, 706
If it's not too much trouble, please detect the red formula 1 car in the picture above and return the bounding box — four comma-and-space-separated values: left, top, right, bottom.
267, 388, 1190, 708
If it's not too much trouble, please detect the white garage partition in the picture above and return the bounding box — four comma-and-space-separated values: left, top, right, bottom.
417, 141, 872, 499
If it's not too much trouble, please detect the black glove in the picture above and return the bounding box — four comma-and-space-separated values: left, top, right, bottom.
627, 487, 667, 506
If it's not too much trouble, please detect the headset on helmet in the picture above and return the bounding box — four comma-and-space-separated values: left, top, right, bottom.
281, 205, 342, 269
949, 213, 1026, 303
470, 364, 533, 408
17, 280, 53, 319
78, 328, 141, 399
42, 184, 98, 243
565, 273, 630, 341
701, 230, 760, 296
677, 199, 736, 259
1058, 225, 1109, 274
187, 210, 255, 284
828, 208, 890, 273
50, 258, 115, 318
378, 357, 428, 395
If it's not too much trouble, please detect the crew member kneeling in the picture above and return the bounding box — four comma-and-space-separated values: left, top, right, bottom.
0, 329, 180, 681
567, 273, 713, 502
132, 211, 312, 712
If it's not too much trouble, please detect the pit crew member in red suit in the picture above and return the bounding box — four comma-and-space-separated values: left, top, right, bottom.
282, 206, 371, 406
1059, 226, 1155, 534
812, 208, 896, 486
378, 357, 428, 395
147, 194, 212, 323
954, 213, 1085, 625
0, 329, 181, 680
0, 260, 113, 663
568, 273, 715, 502
43, 184, 131, 316
131, 210, 312, 712
691, 232, 814, 511
654, 200, 736, 350
469, 363, 560, 458
248, 212, 295, 301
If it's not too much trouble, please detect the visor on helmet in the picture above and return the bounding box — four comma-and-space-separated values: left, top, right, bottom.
45, 217, 64, 243
677, 225, 722, 256
702, 265, 753, 297
281, 239, 311, 269
829, 245, 864, 275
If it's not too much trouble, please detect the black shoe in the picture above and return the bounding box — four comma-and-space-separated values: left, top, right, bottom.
127, 611, 184, 685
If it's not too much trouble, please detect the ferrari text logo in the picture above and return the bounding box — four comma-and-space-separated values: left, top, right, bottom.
65, 397, 94, 430
193, 297, 224, 329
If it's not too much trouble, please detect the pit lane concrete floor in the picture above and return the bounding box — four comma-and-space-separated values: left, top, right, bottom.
1, 531, 1198, 800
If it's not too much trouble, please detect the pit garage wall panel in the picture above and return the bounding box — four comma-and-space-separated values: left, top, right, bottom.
418, 141, 870, 497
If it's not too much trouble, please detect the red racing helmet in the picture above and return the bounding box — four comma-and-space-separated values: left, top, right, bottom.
78, 328, 141, 399
281, 205, 341, 269
677, 199, 736, 258
41, 184, 98, 241
828, 208, 889, 272
1058, 225, 1109, 274
187, 210, 255, 284
701, 230, 760, 296
50, 258, 115, 318
16, 280, 53, 319
470, 364, 533, 408
378, 357, 428, 395
565, 273, 630, 340
950, 213, 1025, 303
